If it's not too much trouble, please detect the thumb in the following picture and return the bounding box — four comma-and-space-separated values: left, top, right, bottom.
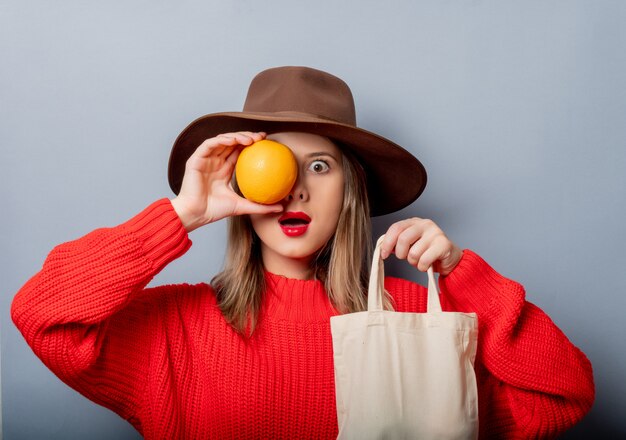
236, 199, 284, 216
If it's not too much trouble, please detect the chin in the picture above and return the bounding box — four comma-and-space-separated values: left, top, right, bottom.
275, 241, 320, 260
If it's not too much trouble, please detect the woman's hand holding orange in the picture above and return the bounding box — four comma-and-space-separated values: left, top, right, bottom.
170, 131, 283, 233
381, 218, 463, 276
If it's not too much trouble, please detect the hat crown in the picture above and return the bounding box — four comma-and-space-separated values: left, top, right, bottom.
243, 66, 357, 126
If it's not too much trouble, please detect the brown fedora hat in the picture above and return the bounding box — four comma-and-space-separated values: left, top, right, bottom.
168, 66, 427, 216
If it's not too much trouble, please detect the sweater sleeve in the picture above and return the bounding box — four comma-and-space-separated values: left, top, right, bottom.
10, 198, 192, 429
439, 249, 595, 438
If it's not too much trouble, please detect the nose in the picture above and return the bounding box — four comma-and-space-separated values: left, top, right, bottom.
285, 176, 309, 202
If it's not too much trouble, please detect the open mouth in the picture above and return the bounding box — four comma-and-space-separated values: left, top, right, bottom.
278, 212, 311, 237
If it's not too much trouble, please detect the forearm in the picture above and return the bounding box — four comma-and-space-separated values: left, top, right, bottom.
440, 250, 594, 436
11, 198, 191, 369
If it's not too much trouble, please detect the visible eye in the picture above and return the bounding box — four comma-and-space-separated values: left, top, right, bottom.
308, 159, 330, 174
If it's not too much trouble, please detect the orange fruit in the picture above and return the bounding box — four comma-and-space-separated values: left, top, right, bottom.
235, 139, 298, 204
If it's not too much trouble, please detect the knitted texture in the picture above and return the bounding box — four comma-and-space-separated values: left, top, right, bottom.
11, 198, 595, 439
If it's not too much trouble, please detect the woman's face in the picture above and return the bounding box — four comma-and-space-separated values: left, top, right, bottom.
249, 132, 345, 276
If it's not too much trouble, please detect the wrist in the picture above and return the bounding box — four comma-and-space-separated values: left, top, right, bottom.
169, 197, 205, 233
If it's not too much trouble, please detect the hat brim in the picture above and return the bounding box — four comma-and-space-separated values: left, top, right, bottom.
168, 111, 427, 216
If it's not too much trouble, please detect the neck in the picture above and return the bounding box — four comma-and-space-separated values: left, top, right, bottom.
261, 246, 315, 280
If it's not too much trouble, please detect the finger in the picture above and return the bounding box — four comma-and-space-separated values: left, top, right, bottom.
206, 147, 241, 182
394, 224, 428, 260
406, 236, 430, 267
416, 235, 449, 272
406, 225, 447, 265
381, 219, 415, 259
194, 132, 254, 160
231, 132, 257, 146
211, 144, 229, 158
214, 134, 255, 161
228, 131, 266, 145
201, 132, 265, 160
236, 131, 266, 141
236, 199, 284, 216
217, 144, 237, 160
393, 219, 438, 260
193, 136, 240, 159
224, 146, 242, 167
214, 147, 243, 182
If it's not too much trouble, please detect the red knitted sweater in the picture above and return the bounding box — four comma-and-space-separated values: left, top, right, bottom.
11, 198, 594, 439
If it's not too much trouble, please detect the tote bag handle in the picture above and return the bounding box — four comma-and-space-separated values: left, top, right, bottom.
368, 235, 443, 313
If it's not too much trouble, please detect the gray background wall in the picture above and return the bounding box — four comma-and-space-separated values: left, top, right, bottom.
2, 1, 624, 438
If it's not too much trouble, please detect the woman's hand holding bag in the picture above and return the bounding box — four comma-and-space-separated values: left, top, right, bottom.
381, 217, 463, 276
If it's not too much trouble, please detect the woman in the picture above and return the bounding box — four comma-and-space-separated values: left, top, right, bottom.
11, 66, 594, 439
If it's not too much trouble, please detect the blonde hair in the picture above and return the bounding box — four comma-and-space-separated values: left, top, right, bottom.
211, 146, 395, 337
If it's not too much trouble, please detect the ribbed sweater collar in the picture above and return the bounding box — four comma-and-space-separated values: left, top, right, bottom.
262, 272, 340, 322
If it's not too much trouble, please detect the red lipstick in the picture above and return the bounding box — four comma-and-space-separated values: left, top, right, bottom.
278, 212, 311, 237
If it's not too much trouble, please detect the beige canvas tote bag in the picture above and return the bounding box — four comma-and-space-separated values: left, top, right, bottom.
330, 235, 479, 439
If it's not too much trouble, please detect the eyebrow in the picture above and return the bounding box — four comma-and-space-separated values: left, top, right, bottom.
305, 151, 339, 162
